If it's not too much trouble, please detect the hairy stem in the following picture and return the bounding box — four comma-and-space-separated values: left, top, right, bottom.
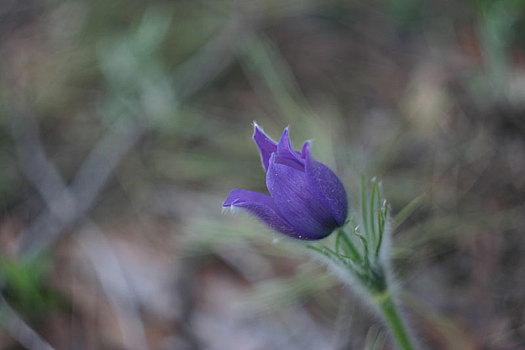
375, 292, 415, 350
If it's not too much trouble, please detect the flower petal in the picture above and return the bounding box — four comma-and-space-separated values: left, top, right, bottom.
253, 123, 277, 171
303, 143, 348, 226
223, 189, 307, 239
266, 154, 337, 238
276, 127, 304, 170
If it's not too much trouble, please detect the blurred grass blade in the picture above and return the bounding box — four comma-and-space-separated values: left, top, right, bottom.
392, 193, 426, 230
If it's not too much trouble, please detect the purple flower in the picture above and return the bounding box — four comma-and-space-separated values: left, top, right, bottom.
223, 124, 348, 240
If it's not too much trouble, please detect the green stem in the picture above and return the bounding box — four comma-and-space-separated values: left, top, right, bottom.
375, 292, 415, 350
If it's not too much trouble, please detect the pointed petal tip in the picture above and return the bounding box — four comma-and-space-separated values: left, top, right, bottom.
252, 122, 272, 141
280, 126, 290, 139
274, 127, 306, 170
252, 121, 265, 139
252, 121, 273, 137
223, 189, 243, 207
277, 128, 289, 148
252, 124, 278, 171
301, 140, 311, 157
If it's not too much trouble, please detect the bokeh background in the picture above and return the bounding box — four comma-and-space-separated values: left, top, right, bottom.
1, 0, 524, 349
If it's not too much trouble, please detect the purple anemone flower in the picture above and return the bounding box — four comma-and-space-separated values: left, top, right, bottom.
223, 124, 348, 240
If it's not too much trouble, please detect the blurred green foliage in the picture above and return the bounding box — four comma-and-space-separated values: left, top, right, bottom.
0, 255, 64, 322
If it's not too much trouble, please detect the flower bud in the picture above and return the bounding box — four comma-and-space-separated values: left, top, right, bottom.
223, 124, 348, 240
